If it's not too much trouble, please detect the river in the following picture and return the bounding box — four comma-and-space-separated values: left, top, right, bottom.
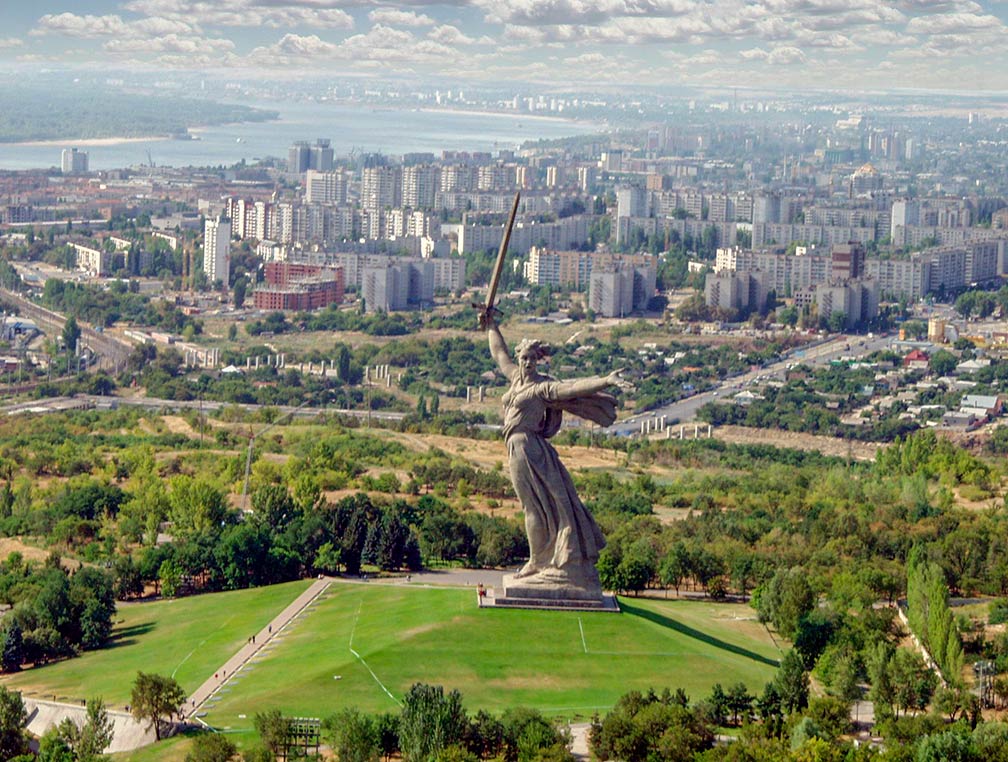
0, 100, 600, 171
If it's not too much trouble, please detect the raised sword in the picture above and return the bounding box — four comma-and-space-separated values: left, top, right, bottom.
477, 190, 521, 329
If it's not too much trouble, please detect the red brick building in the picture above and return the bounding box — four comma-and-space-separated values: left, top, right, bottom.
254, 263, 344, 311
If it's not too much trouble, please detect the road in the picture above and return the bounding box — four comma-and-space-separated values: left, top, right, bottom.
609, 332, 895, 437
0, 393, 409, 425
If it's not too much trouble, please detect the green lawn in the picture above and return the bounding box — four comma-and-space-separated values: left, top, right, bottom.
2, 579, 312, 707
200, 582, 781, 733
6, 579, 782, 760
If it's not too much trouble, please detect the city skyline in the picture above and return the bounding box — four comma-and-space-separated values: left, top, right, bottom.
1, 0, 1007, 94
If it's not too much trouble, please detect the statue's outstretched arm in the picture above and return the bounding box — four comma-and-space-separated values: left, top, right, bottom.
487, 318, 518, 380
550, 369, 631, 400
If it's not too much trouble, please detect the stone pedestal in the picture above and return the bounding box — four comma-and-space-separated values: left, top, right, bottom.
481, 573, 619, 612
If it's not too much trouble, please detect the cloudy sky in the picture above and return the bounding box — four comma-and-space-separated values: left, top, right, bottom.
3, 0, 1008, 91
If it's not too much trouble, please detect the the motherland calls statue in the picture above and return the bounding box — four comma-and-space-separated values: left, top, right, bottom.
485, 315, 630, 599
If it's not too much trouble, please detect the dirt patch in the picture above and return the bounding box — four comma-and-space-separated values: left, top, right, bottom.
486, 675, 586, 690
384, 431, 626, 473
397, 621, 444, 640
162, 415, 195, 437
0, 537, 56, 565
709, 425, 882, 461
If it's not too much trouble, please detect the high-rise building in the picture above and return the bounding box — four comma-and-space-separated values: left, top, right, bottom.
203, 216, 231, 286
288, 141, 311, 174
831, 242, 865, 280
309, 139, 334, 172
61, 148, 88, 174
402, 165, 438, 208
305, 170, 347, 205
361, 166, 402, 211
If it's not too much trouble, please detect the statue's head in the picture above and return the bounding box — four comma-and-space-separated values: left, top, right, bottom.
515, 338, 550, 381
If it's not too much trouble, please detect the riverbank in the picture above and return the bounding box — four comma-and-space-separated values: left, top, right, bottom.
5, 135, 169, 148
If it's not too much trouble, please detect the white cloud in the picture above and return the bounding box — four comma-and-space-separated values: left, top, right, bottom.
478, 0, 629, 27
33, 13, 128, 38
104, 33, 235, 55
683, 49, 722, 64
0, 38, 23, 49
251, 32, 340, 59
906, 11, 1006, 33
33, 11, 198, 40
563, 51, 610, 65
368, 9, 435, 27
247, 24, 464, 69
797, 31, 861, 49
897, 0, 982, 10
428, 24, 476, 44
739, 45, 807, 64
766, 45, 806, 63
131, 16, 199, 36
122, 0, 353, 29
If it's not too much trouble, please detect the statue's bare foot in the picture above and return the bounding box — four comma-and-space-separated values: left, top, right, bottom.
514, 562, 539, 578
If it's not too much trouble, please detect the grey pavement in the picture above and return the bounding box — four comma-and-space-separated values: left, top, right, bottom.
24, 698, 156, 753
186, 576, 333, 719
372, 568, 506, 589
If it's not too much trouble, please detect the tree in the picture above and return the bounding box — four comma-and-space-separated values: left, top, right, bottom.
76, 697, 113, 757
130, 672, 186, 740
334, 343, 352, 382
185, 733, 238, 762
254, 710, 290, 757
64, 698, 115, 761
399, 683, 468, 762
755, 568, 815, 639
37, 730, 74, 762
929, 350, 958, 376
726, 682, 752, 726
659, 543, 689, 595
826, 310, 847, 333
233, 276, 248, 309
617, 539, 657, 595
705, 683, 728, 726
0, 685, 29, 760
323, 708, 380, 762
167, 476, 231, 539
774, 649, 809, 714
62, 316, 81, 354
1, 623, 23, 672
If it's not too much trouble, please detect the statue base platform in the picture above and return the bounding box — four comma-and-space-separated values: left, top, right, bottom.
478, 574, 619, 612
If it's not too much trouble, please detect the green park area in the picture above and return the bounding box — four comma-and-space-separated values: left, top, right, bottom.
1, 579, 311, 706
3, 578, 780, 753
198, 582, 779, 726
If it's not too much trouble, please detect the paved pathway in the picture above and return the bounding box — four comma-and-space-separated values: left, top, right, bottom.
24, 698, 156, 753
186, 577, 332, 719
372, 568, 506, 589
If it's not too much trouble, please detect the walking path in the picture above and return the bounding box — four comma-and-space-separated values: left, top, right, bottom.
186, 576, 332, 719
24, 698, 156, 753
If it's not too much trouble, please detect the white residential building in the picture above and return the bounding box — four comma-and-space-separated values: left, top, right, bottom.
203, 217, 231, 286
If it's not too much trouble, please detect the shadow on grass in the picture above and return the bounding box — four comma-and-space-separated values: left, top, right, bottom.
105, 621, 156, 649
620, 601, 779, 668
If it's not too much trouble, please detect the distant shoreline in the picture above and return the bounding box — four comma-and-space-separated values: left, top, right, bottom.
416, 105, 595, 127
5, 135, 169, 148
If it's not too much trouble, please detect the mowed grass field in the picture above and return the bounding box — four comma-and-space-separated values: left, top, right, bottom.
5, 578, 781, 759
200, 581, 780, 733
2, 579, 312, 706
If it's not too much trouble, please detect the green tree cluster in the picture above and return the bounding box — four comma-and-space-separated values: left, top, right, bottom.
906, 547, 965, 684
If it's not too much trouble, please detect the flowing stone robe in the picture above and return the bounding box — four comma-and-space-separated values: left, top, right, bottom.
501, 378, 616, 589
